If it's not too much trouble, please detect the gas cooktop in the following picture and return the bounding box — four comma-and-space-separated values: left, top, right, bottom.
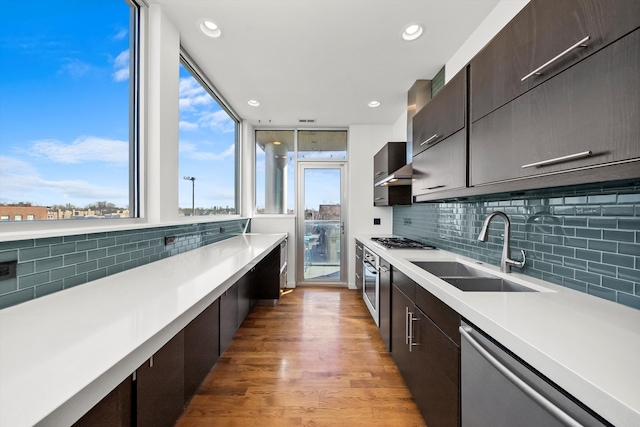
371, 237, 436, 250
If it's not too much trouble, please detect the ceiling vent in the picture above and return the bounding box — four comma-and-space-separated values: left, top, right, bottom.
299, 119, 316, 123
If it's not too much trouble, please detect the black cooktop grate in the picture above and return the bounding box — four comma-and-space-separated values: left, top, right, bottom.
371, 237, 436, 250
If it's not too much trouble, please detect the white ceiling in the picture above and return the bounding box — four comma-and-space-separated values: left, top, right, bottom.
149, 0, 501, 127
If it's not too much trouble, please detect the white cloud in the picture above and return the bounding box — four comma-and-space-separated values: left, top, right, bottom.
181, 143, 235, 161
60, 58, 91, 77
198, 110, 235, 133
179, 121, 199, 131
0, 155, 127, 206
112, 49, 129, 82
113, 28, 128, 40
179, 77, 213, 110
29, 136, 128, 164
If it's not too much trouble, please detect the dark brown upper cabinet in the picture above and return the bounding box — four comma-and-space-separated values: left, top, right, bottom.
412, 69, 467, 201
412, 70, 466, 158
470, 28, 640, 189
470, 0, 640, 123
373, 141, 411, 206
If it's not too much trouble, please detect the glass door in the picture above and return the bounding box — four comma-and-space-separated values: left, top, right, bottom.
297, 162, 347, 284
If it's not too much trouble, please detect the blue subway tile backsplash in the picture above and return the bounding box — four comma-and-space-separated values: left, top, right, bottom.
0, 219, 250, 310
393, 184, 640, 310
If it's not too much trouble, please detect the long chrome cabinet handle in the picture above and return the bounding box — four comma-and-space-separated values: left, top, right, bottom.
374, 171, 385, 177
409, 314, 419, 352
521, 151, 592, 169
374, 197, 385, 201
380, 266, 390, 273
420, 133, 440, 146
355, 272, 361, 280
521, 36, 590, 81
459, 326, 582, 427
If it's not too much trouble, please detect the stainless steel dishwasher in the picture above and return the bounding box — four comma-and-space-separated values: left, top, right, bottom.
459, 321, 611, 427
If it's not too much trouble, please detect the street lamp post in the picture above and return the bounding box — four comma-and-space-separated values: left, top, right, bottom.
183, 176, 196, 215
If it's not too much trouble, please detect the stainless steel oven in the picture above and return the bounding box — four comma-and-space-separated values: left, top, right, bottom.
362, 246, 379, 326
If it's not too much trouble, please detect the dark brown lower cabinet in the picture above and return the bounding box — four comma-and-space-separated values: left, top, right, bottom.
219, 282, 239, 355
391, 269, 461, 427
237, 272, 253, 326
73, 244, 284, 425
72, 376, 133, 427
136, 330, 185, 427
184, 299, 220, 402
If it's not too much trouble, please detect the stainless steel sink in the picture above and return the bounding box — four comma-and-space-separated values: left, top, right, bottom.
411, 261, 537, 292
442, 277, 536, 292
411, 261, 495, 278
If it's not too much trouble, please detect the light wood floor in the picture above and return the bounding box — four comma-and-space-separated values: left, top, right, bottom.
176, 286, 427, 427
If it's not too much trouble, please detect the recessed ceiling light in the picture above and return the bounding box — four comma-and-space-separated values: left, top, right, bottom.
248, 100, 260, 106
402, 24, 423, 41
199, 19, 221, 38
273, 141, 281, 145
368, 101, 381, 108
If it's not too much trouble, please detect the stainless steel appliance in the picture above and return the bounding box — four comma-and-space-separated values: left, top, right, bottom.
371, 237, 436, 250
460, 321, 610, 427
362, 246, 379, 326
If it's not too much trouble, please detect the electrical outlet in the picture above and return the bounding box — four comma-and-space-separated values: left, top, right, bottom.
0, 260, 17, 281
404, 218, 412, 225
219, 227, 225, 233
373, 218, 381, 225
164, 236, 176, 245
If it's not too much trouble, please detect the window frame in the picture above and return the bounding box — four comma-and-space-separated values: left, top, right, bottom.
254, 128, 348, 216
0, 0, 143, 238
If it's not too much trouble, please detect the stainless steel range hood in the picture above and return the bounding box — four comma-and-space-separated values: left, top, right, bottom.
375, 163, 413, 187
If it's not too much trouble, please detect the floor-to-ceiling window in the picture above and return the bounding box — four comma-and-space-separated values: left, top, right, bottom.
178, 54, 240, 217
0, 0, 140, 221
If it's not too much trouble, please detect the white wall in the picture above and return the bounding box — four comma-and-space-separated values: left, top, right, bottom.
346, 113, 407, 288
445, 0, 530, 82
146, 5, 180, 223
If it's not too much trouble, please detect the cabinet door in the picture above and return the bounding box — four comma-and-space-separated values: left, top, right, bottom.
470, 29, 640, 187
412, 69, 465, 156
184, 299, 220, 402
412, 306, 460, 427
412, 129, 466, 199
136, 331, 185, 427
219, 283, 239, 354
237, 272, 253, 326
373, 141, 406, 184
354, 240, 363, 289
378, 258, 391, 352
391, 285, 413, 389
73, 376, 133, 427
252, 246, 281, 300
471, 0, 640, 122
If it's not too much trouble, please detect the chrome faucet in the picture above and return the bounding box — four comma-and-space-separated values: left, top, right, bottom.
477, 211, 526, 273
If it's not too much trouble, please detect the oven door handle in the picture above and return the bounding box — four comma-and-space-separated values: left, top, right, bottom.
363, 261, 378, 275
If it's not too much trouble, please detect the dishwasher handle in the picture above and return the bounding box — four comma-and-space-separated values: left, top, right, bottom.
459, 326, 583, 427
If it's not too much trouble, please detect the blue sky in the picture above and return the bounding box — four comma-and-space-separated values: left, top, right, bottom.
0, 0, 237, 212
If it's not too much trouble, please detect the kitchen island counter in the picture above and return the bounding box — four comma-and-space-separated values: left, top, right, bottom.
0, 233, 286, 427
358, 235, 640, 427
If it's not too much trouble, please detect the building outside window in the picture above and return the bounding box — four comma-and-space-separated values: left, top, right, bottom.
0, 0, 139, 221
255, 130, 295, 214
178, 58, 239, 216
255, 129, 347, 214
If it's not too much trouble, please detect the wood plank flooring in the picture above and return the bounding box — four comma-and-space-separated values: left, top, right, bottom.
176, 286, 427, 427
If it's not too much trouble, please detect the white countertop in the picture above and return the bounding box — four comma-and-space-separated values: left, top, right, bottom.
0, 233, 286, 427
358, 236, 640, 427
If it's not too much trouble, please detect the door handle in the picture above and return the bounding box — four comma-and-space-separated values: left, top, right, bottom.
459, 326, 582, 426
521, 36, 589, 81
